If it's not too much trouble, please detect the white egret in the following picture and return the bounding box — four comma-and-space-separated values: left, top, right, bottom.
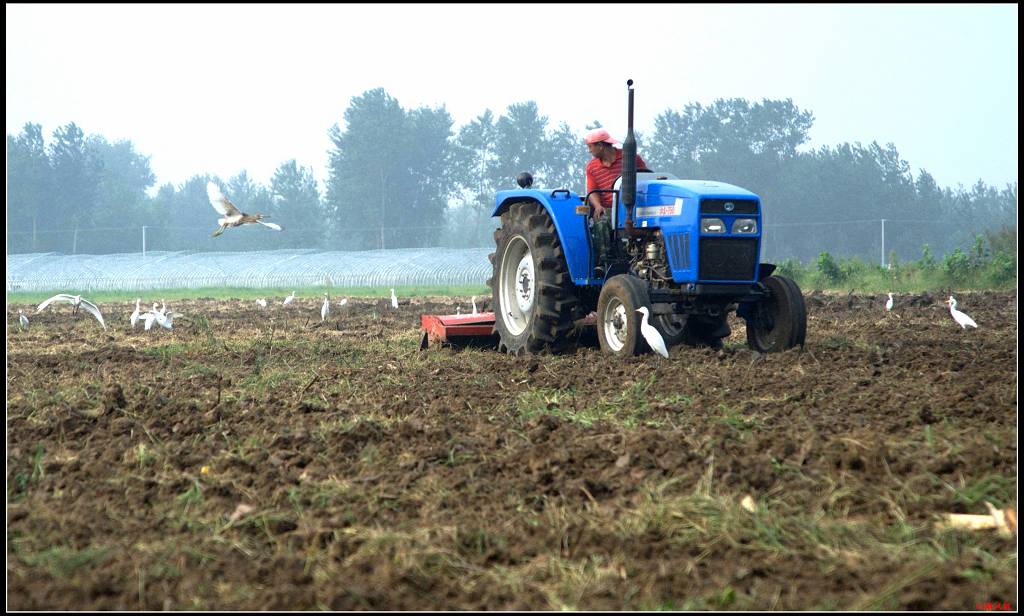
635, 307, 669, 358
255, 298, 267, 309
471, 296, 478, 315
947, 296, 978, 329
885, 293, 894, 312
337, 298, 348, 307
283, 291, 295, 306
321, 294, 330, 322
19, 310, 29, 330
206, 181, 283, 237
130, 299, 141, 329
456, 306, 462, 315
36, 294, 107, 330
390, 288, 399, 309
141, 303, 160, 331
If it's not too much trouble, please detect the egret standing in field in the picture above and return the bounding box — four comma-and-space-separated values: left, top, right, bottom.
130, 299, 141, 329
283, 291, 295, 306
635, 307, 669, 359
337, 298, 348, 307
206, 181, 283, 237
885, 292, 894, 312
36, 294, 107, 330
946, 296, 978, 329
321, 294, 330, 322
390, 288, 399, 310
19, 310, 29, 330
255, 298, 267, 309
471, 296, 478, 315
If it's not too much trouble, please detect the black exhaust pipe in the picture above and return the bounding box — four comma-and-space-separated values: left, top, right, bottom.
622, 79, 637, 232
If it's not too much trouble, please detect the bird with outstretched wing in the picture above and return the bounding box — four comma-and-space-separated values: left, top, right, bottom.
206, 181, 283, 237
36, 293, 107, 330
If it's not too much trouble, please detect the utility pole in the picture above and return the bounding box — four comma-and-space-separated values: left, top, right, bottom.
880, 219, 887, 268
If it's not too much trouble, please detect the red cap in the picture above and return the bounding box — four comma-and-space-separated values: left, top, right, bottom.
584, 128, 620, 145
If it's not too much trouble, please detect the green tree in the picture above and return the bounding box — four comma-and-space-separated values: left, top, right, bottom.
545, 121, 587, 194
493, 101, 551, 188
325, 88, 409, 250
85, 135, 157, 232
48, 123, 101, 233
324, 88, 453, 250
270, 160, 323, 248
6, 123, 52, 252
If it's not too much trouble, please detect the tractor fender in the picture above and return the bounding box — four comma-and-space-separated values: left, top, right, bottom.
492, 189, 591, 282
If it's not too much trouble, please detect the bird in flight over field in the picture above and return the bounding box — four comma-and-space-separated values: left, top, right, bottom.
206, 181, 282, 237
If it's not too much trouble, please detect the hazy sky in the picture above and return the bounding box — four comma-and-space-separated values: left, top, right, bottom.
6, 4, 1018, 195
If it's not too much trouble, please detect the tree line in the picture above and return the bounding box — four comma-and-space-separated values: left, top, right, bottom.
7, 88, 1017, 262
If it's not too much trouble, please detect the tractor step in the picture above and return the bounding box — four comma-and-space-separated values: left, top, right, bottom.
419, 312, 498, 350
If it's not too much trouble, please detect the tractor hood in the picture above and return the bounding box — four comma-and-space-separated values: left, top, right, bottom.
639, 178, 760, 202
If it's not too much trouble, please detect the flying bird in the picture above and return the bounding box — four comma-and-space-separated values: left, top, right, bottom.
130, 298, 141, 329
885, 292, 894, 312
321, 293, 330, 322
255, 298, 267, 309
19, 310, 29, 330
946, 296, 978, 329
390, 288, 399, 309
206, 181, 283, 237
283, 291, 295, 306
36, 294, 107, 330
635, 307, 669, 358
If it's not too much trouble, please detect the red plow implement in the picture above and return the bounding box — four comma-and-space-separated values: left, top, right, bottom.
419, 312, 498, 350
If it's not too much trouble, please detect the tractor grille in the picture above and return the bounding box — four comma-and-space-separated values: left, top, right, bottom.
665, 232, 690, 270
700, 199, 759, 214
699, 238, 758, 281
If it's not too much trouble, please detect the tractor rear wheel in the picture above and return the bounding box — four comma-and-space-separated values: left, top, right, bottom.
745, 275, 806, 352
488, 201, 579, 355
596, 274, 651, 356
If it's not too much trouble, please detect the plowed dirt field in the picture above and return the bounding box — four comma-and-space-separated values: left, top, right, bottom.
6, 290, 1017, 610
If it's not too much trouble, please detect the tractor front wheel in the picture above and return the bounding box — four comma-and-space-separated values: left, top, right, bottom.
745, 275, 807, 352
596, 275, 651, 356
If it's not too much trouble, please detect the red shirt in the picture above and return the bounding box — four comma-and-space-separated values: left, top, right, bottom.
585, 148, 648, 210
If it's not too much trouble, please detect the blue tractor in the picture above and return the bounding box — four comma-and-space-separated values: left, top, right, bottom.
487, 80, 807, 356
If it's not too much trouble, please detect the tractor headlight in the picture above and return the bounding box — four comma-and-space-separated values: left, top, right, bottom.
732, 218, 758, 234
701, 217, 726, 233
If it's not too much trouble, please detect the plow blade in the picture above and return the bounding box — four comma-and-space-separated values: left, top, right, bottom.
420, 312, 498, 350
